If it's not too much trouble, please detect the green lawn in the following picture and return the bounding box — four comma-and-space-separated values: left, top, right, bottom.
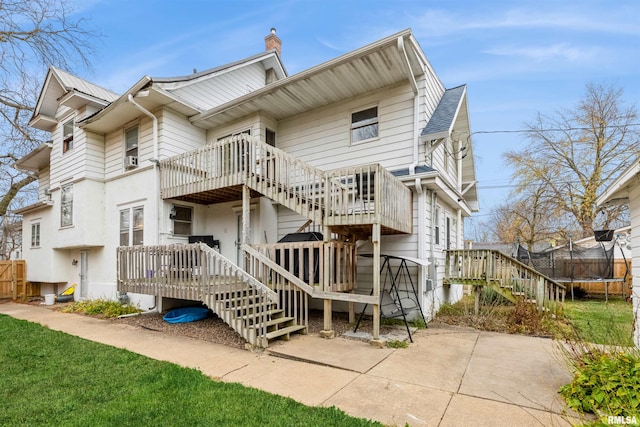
563, 299, 635, 347
0, 315, 380, 427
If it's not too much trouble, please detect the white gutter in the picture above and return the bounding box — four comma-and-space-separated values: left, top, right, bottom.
415, 178, 426, 297
397, 35, 420, 175
127, 93, 160, 312
127, 94, 160, 242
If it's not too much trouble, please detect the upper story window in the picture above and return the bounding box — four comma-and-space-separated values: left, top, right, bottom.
171, 205, 193, 236
60, 184, 73, 227
31, 223, 41, 247
62, 119, 74, 153
351, 106, 378, 143
434, 206, 441, 246
124, 126, 139, 169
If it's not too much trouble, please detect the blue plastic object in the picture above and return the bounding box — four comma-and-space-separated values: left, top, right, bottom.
163, 307, 210, 324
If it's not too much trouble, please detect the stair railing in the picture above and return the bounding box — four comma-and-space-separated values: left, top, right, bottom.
444, 249, 565, 314
242, 244, 311, 330
117, 243, 278, 345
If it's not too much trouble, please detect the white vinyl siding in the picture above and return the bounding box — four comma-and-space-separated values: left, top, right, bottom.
167, 63, 266, 111
159, 108, 206, 158
277, 83, 415, 171
629, 183, 640, 347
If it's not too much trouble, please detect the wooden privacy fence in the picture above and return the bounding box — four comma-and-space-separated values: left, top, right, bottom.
0, 260, 34, 299
572, 259, 633, 297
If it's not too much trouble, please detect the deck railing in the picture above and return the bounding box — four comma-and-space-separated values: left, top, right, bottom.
250, 241, 356, 292
324, 164, 412, 233
444, 249, 565, 314
159, 134, 412, 234
116, 243, 279, 345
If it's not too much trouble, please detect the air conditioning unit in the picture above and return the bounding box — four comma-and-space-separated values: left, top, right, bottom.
124, 156, 138, 169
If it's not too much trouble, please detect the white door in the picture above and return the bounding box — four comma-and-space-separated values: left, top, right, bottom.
80, 250, 89, 299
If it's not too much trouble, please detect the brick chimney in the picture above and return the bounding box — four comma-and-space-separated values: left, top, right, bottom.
264, 28, 281, 56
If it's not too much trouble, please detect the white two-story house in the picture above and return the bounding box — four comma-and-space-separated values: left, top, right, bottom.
16, 28, 478, 346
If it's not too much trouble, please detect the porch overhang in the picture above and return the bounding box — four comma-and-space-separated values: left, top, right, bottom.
190, 29, 435, 129
597, 158, 640, 206
13, 200, 53, 215
398, 172, 476, 216
14, 142, 52, 172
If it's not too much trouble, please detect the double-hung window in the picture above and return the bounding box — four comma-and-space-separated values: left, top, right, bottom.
60, 184, 73, 227
351, 106, 378, 143
124, 126, 139, 169
62, 119, 74, 153
31, 223, 41, 247
120, 206, 144, 246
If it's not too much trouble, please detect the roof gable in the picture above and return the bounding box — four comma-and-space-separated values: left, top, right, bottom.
29, 66, 119, 130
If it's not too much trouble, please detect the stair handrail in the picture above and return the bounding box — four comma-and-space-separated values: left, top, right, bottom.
445, 249, 565, 313
242, 244, 311, 329
242, 244, 314, 295
197, 243, 279, 303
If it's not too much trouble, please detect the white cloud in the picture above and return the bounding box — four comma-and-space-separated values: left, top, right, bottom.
483, 43, 600, 63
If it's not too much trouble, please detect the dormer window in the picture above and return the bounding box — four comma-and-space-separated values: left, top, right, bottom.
62, 119, 74, 153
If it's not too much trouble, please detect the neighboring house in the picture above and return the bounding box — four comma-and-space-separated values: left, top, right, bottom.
597, 158, 640, 347
0, 219, 22, 260
15, 29, 478, 345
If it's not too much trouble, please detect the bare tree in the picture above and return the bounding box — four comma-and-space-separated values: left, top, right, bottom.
504, 82, 639, 239
0, 0, 98, 216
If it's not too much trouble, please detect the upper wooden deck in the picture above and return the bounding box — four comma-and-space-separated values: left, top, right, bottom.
159, 135, 413, 237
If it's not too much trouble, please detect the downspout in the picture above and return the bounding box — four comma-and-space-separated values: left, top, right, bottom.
127, 93, 159, 243
127, 93, 160, 312
415, 178, 426, 305
429, 190, 437, 317
397, 36, 420, 175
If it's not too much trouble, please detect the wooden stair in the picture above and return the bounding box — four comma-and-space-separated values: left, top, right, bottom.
443, 249, 566, 315
203, 282, 306, 348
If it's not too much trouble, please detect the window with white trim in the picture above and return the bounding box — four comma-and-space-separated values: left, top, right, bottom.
434, 206, 441, 245
31, 223, 40, 247
351, 106, 378, 143
172, 205, 192, 236
62, 119, 74, 153
60, 184, 73, 227
124, 126, 139, 169
120, 206, 144, 246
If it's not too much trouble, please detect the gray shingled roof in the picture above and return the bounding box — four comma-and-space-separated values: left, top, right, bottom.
421, 85, 466, 138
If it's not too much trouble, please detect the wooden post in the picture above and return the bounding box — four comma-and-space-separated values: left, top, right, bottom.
242, 185, 250, 268
371, 223, 381, 343
320, 225, 334, 338
474, 286, 480, 315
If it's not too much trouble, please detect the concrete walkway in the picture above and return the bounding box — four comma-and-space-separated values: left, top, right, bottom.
0, 302, 581, 426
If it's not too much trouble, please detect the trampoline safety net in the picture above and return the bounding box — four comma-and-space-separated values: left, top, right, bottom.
516, 241, 616, 281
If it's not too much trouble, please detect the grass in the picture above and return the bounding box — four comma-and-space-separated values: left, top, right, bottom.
0, 314, 380, 427
563, 298, 634, 347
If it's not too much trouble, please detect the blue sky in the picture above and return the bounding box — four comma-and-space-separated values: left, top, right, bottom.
72, 0, 640, 225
